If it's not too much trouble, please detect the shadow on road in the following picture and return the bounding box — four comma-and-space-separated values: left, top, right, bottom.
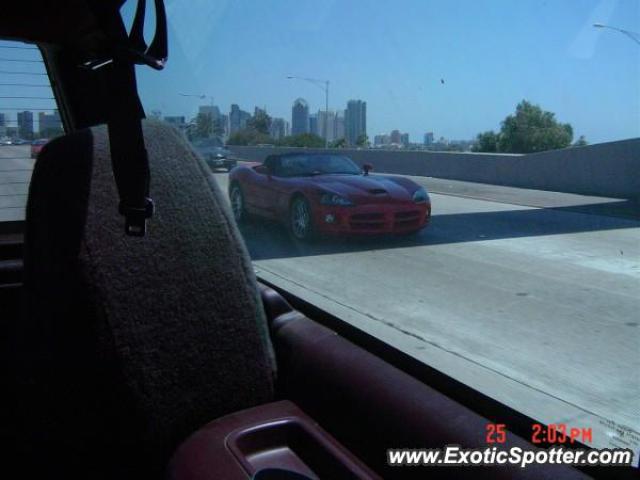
239, 203, 640, 261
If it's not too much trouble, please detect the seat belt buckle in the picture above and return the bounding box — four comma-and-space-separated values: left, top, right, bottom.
120, 197, 154, 237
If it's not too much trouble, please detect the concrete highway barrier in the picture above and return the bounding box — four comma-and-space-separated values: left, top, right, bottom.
227, 137, 640, 199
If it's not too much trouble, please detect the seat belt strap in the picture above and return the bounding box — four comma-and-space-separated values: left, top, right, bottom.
106, 59, 153, 236
83, 0, 167, 236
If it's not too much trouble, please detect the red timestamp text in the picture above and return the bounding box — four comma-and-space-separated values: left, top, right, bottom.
485, 423, 594, 445
532, 423, 593, 444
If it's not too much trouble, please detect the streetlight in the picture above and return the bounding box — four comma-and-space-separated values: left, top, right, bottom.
287, 76, 330, 148
179, 93, 216, 111
593, 23, 640, 45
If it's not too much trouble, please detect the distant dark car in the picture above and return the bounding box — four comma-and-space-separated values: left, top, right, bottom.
228, 153, 431, 240
192, 139, 237, 171
30, 138, 49, 159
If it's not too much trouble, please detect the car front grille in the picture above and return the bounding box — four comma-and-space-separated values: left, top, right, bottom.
394, 210, 421, 229
349, 212, 385, 230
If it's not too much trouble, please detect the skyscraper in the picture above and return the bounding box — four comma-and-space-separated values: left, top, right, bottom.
345, 100, 366, 145
317, 110, 337, 143
17, 111, 34, 139
308, 114, 318, 136
335, 112, 345, 141
229, 104, 251, 134
199, 105, 221, 120
424, 132, 434, 146
38, 110, 61, 136
0, 113, 6, 137
400, 133, 409, 146
291, 98, 309, 136
390, 130, 401, 144
269, 118, 289, 140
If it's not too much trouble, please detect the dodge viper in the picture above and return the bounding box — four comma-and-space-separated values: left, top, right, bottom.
228, 153, 431, 240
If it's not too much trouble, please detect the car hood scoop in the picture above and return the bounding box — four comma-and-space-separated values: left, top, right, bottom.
310, 175, 412, 203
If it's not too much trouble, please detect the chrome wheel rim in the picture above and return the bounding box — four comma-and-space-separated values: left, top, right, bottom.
231, 187, 243, 221
291, 200, 310, 238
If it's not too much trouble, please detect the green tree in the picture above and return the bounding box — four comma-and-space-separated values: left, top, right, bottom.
276, 133, 325, 148
472, 131, 499, 152
355, 134, 369, 147
194, 112, 214, 139
573, 135, 588, 147
330, 138, 346, 148
212, 118, 225, 137
247, 110, 272, 135
497, 100, 573, 153
227, 129, 271, 146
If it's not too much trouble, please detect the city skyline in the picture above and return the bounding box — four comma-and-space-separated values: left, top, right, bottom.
156, 97, 558, 149
129, 0, 639, 146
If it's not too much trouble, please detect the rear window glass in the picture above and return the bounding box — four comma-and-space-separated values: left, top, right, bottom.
0, 40, 62, 225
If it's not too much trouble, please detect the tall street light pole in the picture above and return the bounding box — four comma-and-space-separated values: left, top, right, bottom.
287, 76, 330, 148
593, 23, 640, 46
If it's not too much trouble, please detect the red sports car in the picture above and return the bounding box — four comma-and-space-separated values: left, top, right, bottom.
30, 138, 50, 159
228, 153, 431, 240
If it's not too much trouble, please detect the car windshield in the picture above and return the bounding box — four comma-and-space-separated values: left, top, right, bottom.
273, 155, 361, 177
114, 0, 640, 460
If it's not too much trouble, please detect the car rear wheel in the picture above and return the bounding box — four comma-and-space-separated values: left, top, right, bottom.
290, 197, 314, 241
229, 184, 247, 223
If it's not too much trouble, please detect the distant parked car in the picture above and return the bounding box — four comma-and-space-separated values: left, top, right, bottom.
0, 138, 13, 146
13, 138, 29, 145
191, 138, 237, 171
31, 138, 49, 159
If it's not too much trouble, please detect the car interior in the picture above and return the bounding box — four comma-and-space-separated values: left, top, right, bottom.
0, 1, 634, 479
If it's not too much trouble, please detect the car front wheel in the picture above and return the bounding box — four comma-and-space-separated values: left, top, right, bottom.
290, 197, 314, 241
229, 184, 247, 223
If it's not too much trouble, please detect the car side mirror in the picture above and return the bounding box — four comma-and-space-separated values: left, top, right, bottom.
363, 163, 373, 176
255, 165, 271, 175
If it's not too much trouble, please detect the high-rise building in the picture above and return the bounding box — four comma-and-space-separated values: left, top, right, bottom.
220, 114, 229, 138
335, 112, 345, 141
423, 132, 434, 146
390, 130, 401, 144
199, 105, 221, 120
317, 110, 337, 143
374, 134, 391, 146
291, 98, 309, 136
38, 110, 61, 136
400, 133, 409, 146
17, 111, 34, 139
308, 114, 318, 136
269, 118, 289, 140
229, 104, 251, 134
0, 113, 6, 137
345, 100, 366, 145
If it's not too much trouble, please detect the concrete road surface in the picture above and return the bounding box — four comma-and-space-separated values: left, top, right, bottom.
213, 169, 639, 456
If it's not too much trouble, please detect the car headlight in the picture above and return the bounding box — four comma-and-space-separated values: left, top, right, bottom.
320, 193, 354, 206
412, 187, 429, 204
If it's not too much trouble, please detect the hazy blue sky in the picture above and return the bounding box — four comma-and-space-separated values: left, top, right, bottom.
4, 0, 637, 145
128, 0, 640, 144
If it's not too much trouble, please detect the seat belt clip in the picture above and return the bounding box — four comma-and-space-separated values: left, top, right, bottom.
120, 197, 154, 236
